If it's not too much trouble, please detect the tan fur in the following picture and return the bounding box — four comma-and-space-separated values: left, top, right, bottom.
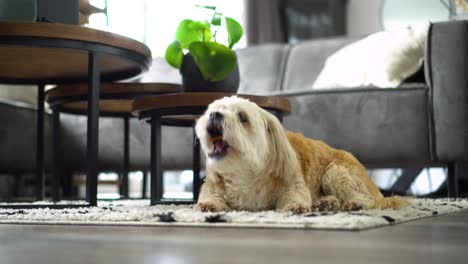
195, 96, 410, 213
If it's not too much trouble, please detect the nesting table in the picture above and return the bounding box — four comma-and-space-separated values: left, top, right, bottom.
132, 93, 291, 205
45, 82, 181, 201
0, 21, 152, 207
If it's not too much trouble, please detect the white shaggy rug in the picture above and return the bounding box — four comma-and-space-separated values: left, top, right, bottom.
1, 198, 467, 230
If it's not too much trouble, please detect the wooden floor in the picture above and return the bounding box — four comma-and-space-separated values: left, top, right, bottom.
1, 210, 467, 264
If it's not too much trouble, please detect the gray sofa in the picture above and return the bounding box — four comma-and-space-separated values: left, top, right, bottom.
1, 21, 466, 195
237, 20, 465, 170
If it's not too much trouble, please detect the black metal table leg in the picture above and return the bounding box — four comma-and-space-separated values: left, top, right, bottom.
86, 51, 100, 206
122, 117, 130, 198
51, 108, 61, 201
390, 168, 423, 195
142, 171, 147, 199
447, 162, 459, 198
150, 118, 163, 205
192, 128, 201, 201
35, 84, 45, 200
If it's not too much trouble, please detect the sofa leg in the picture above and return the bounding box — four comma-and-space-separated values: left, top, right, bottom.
61, 168, 73, 198
447, 162, 459, 198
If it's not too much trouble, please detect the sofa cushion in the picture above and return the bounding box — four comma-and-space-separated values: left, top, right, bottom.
0, 100, 194, 173
236, 44, 290, 94
282, 84, 431, 166
313, 25, 428, 89
282, 37, 359, 92
59, 115, 194, 171
0, 101, 52, 171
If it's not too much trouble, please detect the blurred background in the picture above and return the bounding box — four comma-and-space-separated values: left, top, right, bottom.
1, 0, 464, 200
74, 0, 458, 200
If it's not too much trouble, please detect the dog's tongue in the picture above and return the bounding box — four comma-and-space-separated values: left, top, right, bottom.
213, 140, 225, 152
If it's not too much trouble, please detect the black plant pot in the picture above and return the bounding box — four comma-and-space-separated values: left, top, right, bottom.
180, 53, 240, 93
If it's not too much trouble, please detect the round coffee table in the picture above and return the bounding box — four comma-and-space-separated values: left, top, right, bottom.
132, 93, 291, 205
0, 21, 152, 207
45, 82, 181, 200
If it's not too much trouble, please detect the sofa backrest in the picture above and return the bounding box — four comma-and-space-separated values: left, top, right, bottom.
138, 37, 360, 93
235, 44, 289, 94
282, 37, 359, 92
236, 37, 359, 94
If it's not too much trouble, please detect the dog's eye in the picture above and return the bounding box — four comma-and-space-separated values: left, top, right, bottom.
238, 112, 249, 124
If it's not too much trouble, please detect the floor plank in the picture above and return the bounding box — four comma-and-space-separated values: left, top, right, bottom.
0, 210, 467, 264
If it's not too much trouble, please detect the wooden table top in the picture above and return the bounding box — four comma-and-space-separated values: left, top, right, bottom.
0, 21, 152, 84
45, 82, 181, 114
132, 93, 291, 119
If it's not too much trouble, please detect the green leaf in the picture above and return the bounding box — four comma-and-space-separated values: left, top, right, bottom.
195, 5, 217, 11
225, 17, 243, 49
175, 19, 211, 49
165, 41, 184, 69
188, 42, 237, 82
193, 20, 212, 42
211, 14, 221, 26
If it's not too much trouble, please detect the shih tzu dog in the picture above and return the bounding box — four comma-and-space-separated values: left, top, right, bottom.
195, 96, 409, 213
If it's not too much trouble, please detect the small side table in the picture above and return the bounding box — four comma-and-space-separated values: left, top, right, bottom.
45, 82, 181, 201
0, 21, 152, 208
132, 93, 291, 205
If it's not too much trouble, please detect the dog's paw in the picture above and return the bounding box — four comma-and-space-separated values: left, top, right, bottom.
342, 201, 363, 211
282, 203, 311, 214
312, 198, 340, 212
196, 202, 222, 212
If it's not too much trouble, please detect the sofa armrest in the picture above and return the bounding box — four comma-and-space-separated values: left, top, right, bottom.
426, 21, 468, 162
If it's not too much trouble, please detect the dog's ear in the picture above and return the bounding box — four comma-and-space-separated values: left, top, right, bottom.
264, 110, 283, 137
262, 109, 300, 181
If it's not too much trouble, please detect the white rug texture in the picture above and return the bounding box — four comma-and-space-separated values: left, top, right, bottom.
1, 198, 467, 230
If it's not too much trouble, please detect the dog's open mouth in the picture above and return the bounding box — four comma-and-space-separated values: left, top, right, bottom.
207, 121, 229, 159
209, 138, 229, 159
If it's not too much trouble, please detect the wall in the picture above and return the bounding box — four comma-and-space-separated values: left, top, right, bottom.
346, 0, 451, 36
346, 0, 382, 36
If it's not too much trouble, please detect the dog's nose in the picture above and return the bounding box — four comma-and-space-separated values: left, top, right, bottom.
210, 111, 223, 121
207, 112, 223, 137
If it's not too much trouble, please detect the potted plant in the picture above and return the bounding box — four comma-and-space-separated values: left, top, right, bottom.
165, 5, 243, 93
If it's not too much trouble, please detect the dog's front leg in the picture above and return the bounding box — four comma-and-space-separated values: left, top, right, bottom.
196, 180, 231, 212
276, 181, 312, 214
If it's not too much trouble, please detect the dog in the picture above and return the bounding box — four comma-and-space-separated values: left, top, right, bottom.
194, 96, 409, 213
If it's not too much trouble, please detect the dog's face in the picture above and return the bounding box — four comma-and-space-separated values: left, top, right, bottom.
195, 97, 272, 173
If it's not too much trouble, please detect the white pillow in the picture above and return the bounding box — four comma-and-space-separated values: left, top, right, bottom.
312, 25, 428, 89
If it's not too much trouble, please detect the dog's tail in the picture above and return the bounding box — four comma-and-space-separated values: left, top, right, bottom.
372, 196, 412, 210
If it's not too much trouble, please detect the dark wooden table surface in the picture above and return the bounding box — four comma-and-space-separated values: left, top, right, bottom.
46, 82, 181, 115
